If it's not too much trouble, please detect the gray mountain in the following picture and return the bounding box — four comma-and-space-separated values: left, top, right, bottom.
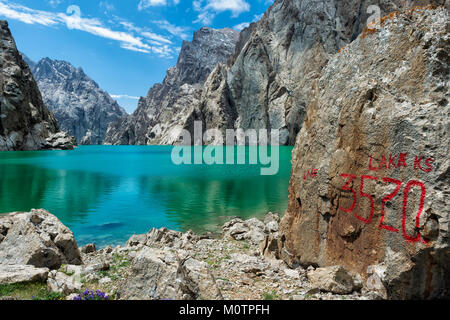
183, 0, 449, 145
104, 27, 240, 145
0, 20, 75, 151
107, 0, 448, 146
30, 57, 127, 145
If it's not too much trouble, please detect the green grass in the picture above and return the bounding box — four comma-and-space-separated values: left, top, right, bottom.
262, 290, 279, 300
0, 282, 65, 300
110, 253, 130, 272
58, 264, 75, 276
216, 277, 230, 282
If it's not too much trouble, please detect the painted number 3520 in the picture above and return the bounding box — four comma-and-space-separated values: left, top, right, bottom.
339, 174, 428, 244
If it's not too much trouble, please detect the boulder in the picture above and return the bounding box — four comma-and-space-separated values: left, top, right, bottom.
47, 270, 82, 295
117, 247, 179, 300
230, 253, 269, 275
117, 247, 221, 300
260, 234, 280, 260
278, 7, 450, 299
365, 264, 388, 299
0, 209, 82, 269
126, 233, 147, 247
0, 265, 49, 285
80, 243, 97, 254
178, 257, 223, 300
42, 132, 77, 150
307, 266, 361, 294
222, 214, 277, 245
125, 227, 199, 250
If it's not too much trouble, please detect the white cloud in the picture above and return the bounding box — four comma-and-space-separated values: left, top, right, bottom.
58, 13, 151, 52
47, 0, 62, 8
193, 0, 250, 25
150, 44, 173, 57
0, 1, 181, 56
194, 10, 215, 25
233, 22, 249, 31
99, 1, 115, 13
206, 0, 250, 16
111, 94, 140, 100
119, 20, 173, 45
253, 13, 263, 21
138, 0, 181, 10
142, 31, 173, 44
152, 20, 189, 40
233, 12, 264, 31
0, 2, 59, 26
138, 0, 167, 10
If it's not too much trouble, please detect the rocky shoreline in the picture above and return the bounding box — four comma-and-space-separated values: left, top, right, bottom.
0, 209, 385, 300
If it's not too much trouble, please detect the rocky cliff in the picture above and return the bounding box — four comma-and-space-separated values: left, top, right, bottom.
278, 6, 449, 299
30, 58, 127, 145
106, 0, 447, 146
187, 0, 450, 145
0, 20, 75, 151
104, 27, 240, 145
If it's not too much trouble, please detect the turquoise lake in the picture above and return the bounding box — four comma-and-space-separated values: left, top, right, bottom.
0, 146, 293, 247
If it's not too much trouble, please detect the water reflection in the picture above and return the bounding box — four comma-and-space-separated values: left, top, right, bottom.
0, 163, 120, 224
0, 146, 292, 247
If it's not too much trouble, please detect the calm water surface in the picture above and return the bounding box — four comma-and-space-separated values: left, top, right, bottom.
0, 146, 292, 247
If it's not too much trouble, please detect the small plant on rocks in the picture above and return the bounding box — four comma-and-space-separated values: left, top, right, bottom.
73, 289, 109, 300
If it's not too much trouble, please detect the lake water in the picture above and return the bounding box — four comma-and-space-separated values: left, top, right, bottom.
0, 146, 293, 247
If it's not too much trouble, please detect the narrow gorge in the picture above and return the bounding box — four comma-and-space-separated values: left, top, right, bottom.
0, 21, 74, 151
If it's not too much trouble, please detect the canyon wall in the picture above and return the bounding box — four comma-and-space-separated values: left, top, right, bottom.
104, 27, 239, 145
31, 58, 127, 145
278, 6, 449, 299
0, 20, 74, 151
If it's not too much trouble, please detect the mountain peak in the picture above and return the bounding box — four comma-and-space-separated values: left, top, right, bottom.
30, 57, 127, 145
0, 20, 74, 150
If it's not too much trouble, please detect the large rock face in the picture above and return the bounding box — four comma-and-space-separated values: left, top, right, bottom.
106, 0, 447, 146
31, 57, 127, 145
104, 27, 239, 145
278, 7, 449, 299
0, 20, 75, 151
0, 209, 82, 269
184, 0, 448, 145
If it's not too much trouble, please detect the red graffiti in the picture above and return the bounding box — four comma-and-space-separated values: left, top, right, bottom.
339, 174, 428, 244
354, 175, 378, 224
339, 174, 357, 213
402, 180, 427, 244
369, 153, 434, 172
379, 177, 402, 233
304, 168, 318, 180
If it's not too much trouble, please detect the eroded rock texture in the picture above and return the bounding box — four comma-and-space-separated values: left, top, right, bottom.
106, 0, 448, 146
0, 209, 82, 269
31, 57, 127, 145
278, 7, 449, 299
184, 0, 449, 145
0, 20, 75, 150
104, 27, 239, 145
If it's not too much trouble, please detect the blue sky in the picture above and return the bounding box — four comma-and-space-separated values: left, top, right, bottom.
0, 0, 272, 113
